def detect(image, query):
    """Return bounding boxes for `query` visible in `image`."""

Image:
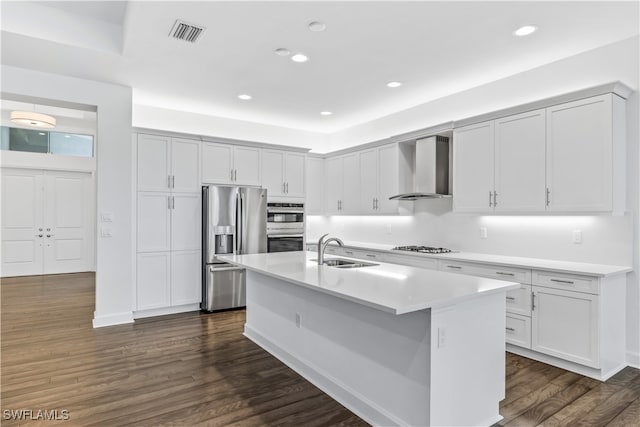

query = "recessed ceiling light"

[308,21,326,32]
[320,111,333,116]
[238,94,252,100]
[275,48,290,56]
[291,53,309,63]
[514,25,537,37]
[387,81,402,88]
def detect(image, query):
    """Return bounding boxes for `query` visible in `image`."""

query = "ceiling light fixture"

[387,81,403,88]
[514,25,538,36]
[308,21,326,32]
[10,110,56,129]
[238,94,252,100]
[291,53,309,63]
[275,48,291,56]
[320,111,333,116]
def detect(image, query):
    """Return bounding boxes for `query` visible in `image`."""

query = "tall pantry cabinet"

[135,134,201,316]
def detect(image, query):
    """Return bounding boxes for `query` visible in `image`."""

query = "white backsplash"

[307,198,633,266]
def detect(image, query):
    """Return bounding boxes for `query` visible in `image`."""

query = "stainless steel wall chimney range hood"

[389,135,451,200]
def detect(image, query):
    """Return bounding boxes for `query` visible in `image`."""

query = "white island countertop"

[218,251,519,315]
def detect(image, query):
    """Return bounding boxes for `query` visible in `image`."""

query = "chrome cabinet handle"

[546,188,550,206]
[551,278,574,285]
[506,327,516,332]
[366,254,376,258]
[531,292,536,311]
[506,296,515,301]
[168,196,171,209]
[489,191,493,207]
[345,251,354,255]
[375,198,378,209]
[446,265,462,269]
[168,175,172,188]
[373,198,376,210]
[286,182,289,193]
[230,169,234,181]
[171,175,175,188]
[494,191,498,207]
[283,182,286,193]
[234,169,237,181]
[496,272,515,277]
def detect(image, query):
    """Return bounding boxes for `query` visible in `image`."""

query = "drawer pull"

[506,296,516,301]
[506,327,516,332]
[345,251,354,255]
[446,265,462,269]
[550,279,575,285]
[366,254,377,258]
[496,272,515,277]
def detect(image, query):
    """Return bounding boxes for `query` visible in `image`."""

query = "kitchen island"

[219,251,519,427]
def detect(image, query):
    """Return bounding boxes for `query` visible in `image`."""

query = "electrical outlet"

[385,224,392,235]
[572,230,583,244]
[480,227,488,239]
[437,327,447,348]
[295,313,302,328]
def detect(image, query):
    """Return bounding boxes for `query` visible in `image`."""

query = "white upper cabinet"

[358,144,410,214]
[306,157,325,214]
[546,94,624,213]
[261,150,306,198]
[494,109,546,212]
[137,134,200,193]
[171,138,201,193]
[325,156,343,214]
[453,93,625,214]
[359,149,378,213]
[342,153,360,214]
[137,134,170,192]
[202,143,261,186]
[453,121,494,212]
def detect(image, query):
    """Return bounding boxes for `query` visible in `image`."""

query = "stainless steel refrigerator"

[202,185,267,311]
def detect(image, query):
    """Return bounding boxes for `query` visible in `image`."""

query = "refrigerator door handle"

[236,192,244,254]
[209,265,244,273]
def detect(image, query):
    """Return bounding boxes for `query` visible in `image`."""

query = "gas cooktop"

[392,245,454,254]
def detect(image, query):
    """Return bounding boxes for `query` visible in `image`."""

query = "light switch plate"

[480,227,488,239]
[572,230,582,244]
[101,212,114,223]
[101,227,113,238]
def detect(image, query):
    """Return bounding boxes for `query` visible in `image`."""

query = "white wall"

[308,36,640,366]
[133,104,329,152]
[0,65,134,327]
[327,36,639,152]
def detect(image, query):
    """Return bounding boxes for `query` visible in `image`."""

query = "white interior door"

[1,169,44,277]
[43,171,93,274]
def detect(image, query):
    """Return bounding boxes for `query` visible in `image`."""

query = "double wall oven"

[266,202,304,252]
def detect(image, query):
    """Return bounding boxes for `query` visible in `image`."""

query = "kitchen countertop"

[305,239,631,277]
[218,251,519,315]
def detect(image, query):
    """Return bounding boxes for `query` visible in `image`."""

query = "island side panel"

[429,293,507,427]
[244,270,431,427]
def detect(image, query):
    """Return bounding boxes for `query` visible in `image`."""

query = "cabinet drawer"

[506,313,531,349]
[506,284,532,316]
[386,254,438,270]
[439,260,531,284]
[533,271,599,294]
[342,249,384,262]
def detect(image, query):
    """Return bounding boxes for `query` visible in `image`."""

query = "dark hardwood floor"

[1,273,639,426]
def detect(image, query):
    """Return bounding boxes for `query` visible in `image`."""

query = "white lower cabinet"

[531,285,599,368]
[171,250,202,306]
[137,252,171,310]
[506,313,532,348]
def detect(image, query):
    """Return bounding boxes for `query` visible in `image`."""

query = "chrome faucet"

[317,233,344,265]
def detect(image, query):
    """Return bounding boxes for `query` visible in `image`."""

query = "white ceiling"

[1,1,638,134]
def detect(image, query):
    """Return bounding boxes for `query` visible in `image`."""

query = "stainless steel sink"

[311,258,379,268]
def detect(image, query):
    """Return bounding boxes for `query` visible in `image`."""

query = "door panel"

[453,121,494,212]
[137,252,171,310]
[44,171,92,274]
[359,149,377,213]
[172,138,200,193]
[234,146,261,186]
[1,169,44,277]
[342,153,360,214]
[202,143,233,184]
[137,134,170,192]
[171,193,201,251]
[284,152,305,197]
[171,250,201,305]
[261,150,285,197]
[137,192,171,252]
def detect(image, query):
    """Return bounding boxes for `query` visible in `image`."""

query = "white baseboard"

[133,304,200,319]
[92,311,134,328]
[626,350,640,369]
[244,325,404,427]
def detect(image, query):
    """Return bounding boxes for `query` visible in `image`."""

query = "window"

[0,126,94,157]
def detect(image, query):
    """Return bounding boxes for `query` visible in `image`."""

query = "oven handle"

[267,234,304,238]
[267,209,305,214]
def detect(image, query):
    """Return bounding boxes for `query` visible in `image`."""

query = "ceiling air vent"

[169,20,206,43]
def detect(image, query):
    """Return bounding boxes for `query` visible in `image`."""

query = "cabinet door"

[284,152,306,198]
[494,110,546,212]
[325,157,343,214]
[342,153,360,214]
[171,138,200,193]
[234,146,261,186]
[359,149,378,213]
[261,150,285,197]
[202,143,233,184]
[171,193,201,251]
[453,121,494,212]
[506,284,532,316]
[171,250,201,306]
[306,158,324,214]
[506,313,532,348]
[1,169,44,277]
[137,252,171,310]
[137,134,170,192]
[137,192,171,252]
[546,94,613,212]
[531,286,599,368]
[377,144,401,214]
